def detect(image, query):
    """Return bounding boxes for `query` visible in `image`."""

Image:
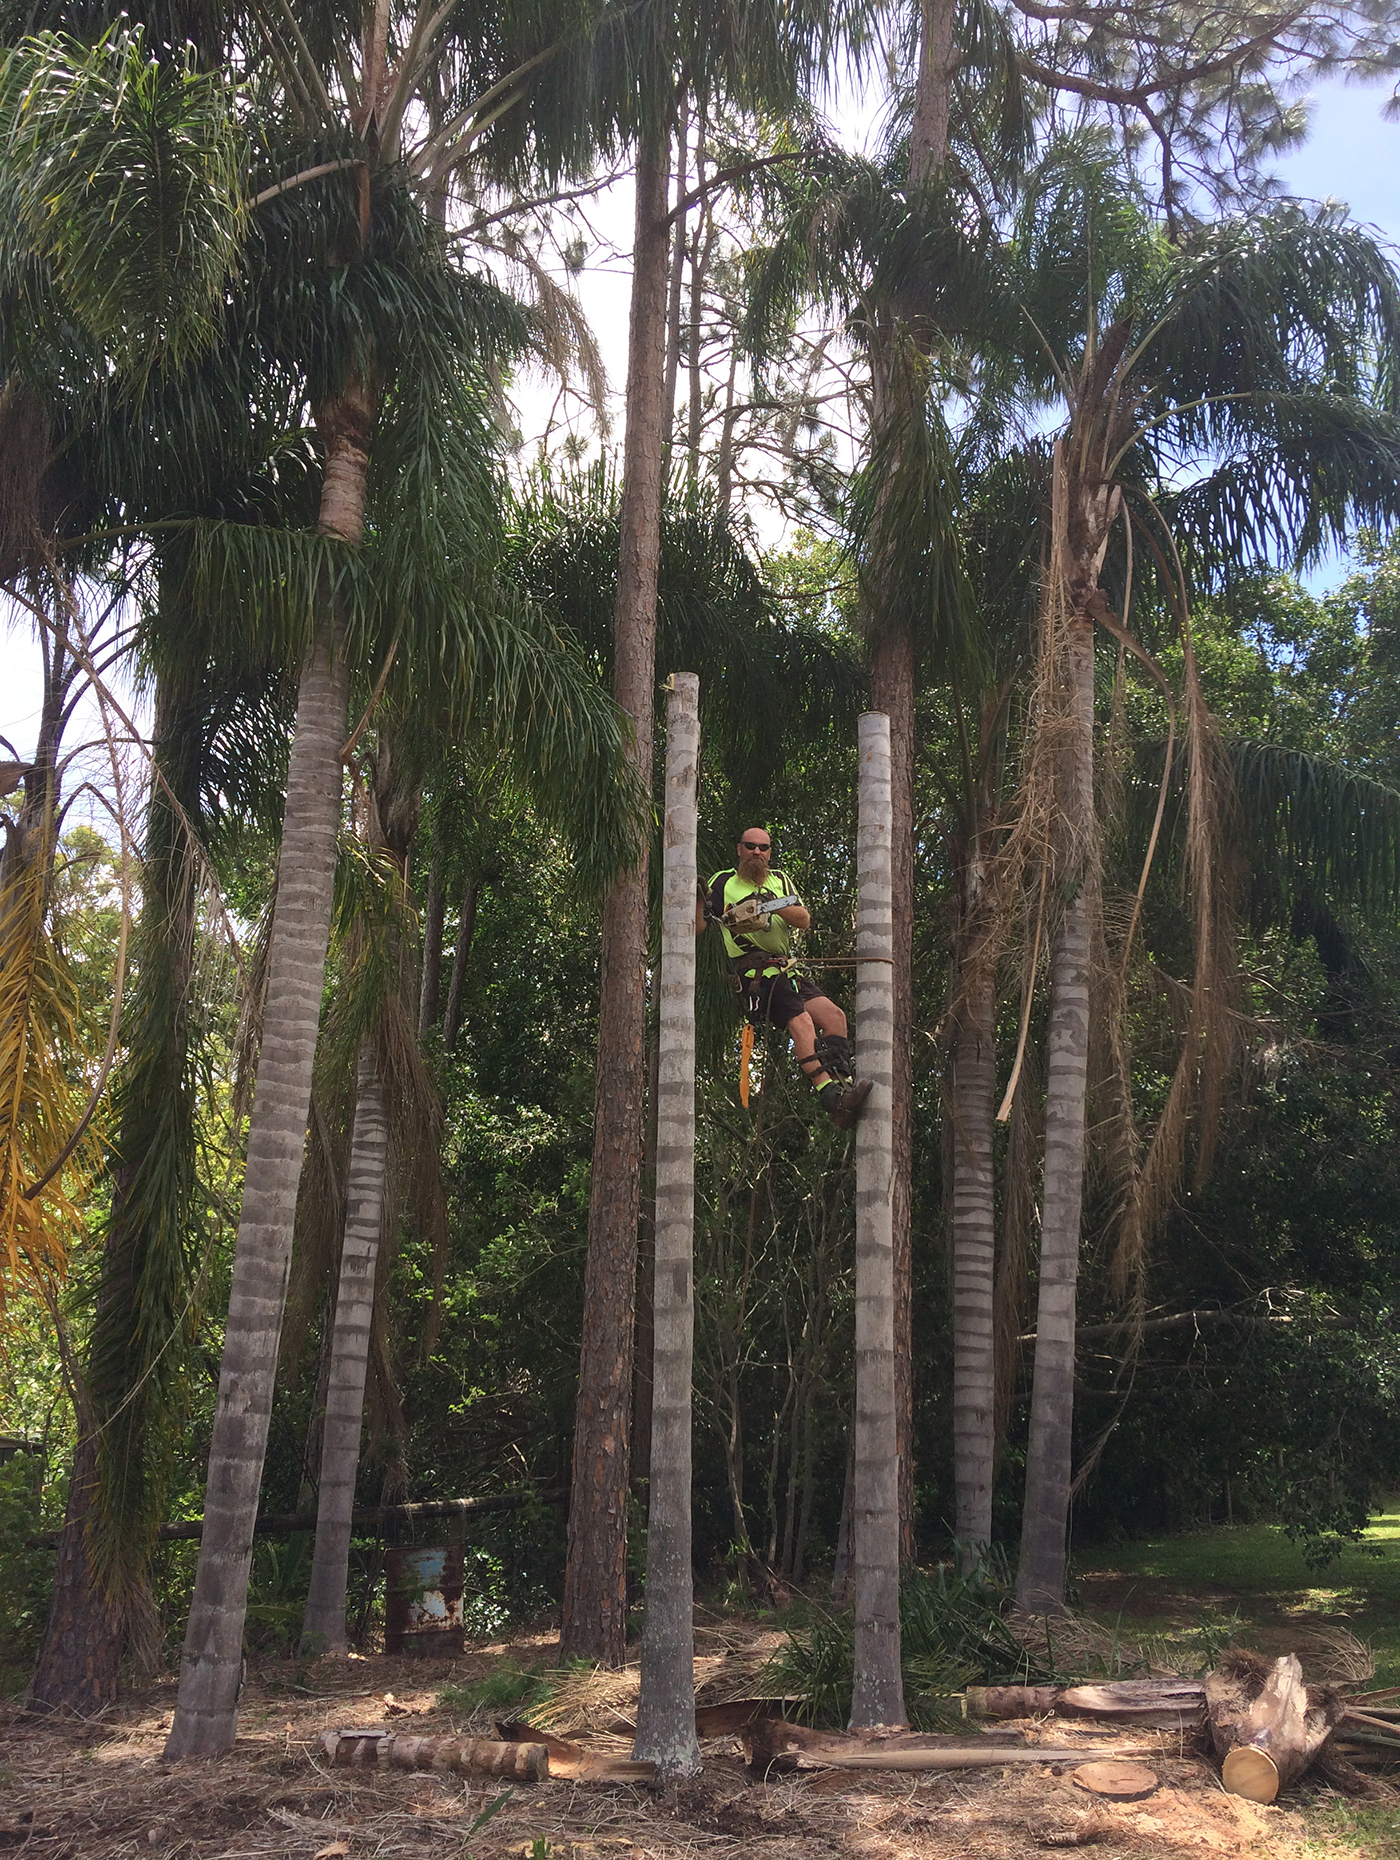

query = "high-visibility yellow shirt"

[707,868,800,964]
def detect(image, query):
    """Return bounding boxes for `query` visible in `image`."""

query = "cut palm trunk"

[745,1719,1140,1773]
[631,672,702,1781]
[850,710,905,1729]
[1206,1653,1344,1803]
[969,1679,1206,1729]
[301,1041,390,1653]
[321,1728,547,1780]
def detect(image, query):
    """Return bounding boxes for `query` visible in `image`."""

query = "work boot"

[819,1077,873,1129]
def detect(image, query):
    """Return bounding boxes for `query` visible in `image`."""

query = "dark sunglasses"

[740,839,772,852]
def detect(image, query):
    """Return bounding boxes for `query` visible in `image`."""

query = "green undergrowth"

[765,1554,1057,1730]
[438,1659,549,1720]
[1074,1503,1400,1687]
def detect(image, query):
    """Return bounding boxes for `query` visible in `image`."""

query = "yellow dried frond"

[0,851,96,1316]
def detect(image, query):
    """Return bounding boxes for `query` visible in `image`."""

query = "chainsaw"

[719,892,802,933]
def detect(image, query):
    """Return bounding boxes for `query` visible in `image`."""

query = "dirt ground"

[0,1628,1389,1860]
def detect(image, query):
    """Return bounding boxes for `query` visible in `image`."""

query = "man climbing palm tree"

[701,829,872,1127]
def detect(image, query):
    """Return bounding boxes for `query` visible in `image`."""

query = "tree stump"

[1205,1653,1343,1803]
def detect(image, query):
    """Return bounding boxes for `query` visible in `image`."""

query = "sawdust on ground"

[0,1624,1382,1860]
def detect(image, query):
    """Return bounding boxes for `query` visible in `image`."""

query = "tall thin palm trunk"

[561,135,671,1666]
[301,1042,388,1652]
[850,709,905,1729]
[950,936,997,1556]
[632,672,701,1780]
[443,878,478,1049]
[1016,610,1095,1615]
[165,383,370,1757]
[868,626,916,1558]
[418,839,446,1034]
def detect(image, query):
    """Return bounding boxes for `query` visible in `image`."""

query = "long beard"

[738,857,769,884]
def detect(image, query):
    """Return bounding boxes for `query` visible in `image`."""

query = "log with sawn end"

[1205,1653,1344,1803]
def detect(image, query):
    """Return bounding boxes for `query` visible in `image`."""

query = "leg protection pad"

[815,1032,855,1081]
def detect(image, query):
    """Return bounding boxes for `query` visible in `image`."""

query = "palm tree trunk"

[632,672,701,1779]
[869,628,916,1561]
[950,942,997,1557]
[26,1419,120,1714]
[418,841,446,1034]
[1016,612,1095,1616]
[631,1034,660,1490]
[443,878,478,1050]
[561,133,670,1667]
[164,382,370,1757]
[850,709,906,1729]
[301,1041,388,1653]
[29,664,202,1714]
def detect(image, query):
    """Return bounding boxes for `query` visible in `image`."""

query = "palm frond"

[0,26,244,379]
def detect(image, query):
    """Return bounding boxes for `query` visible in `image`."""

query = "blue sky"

[1272,73,1399,248]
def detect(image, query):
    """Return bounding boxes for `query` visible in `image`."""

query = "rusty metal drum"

[383,1542,466,1655]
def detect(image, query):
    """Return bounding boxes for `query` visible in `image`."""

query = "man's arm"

[775,903,810,929]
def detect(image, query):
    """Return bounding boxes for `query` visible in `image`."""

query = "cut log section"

[320,1728,547,1781]
[968,1680,1206,1730]
[1205,1653,1344,1803]
[492,1722,657,1782]
[1069,1761,1159,1800]
[742,1719,1142,1773]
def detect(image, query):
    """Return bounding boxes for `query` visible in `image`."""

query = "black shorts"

[740,968,825,1028]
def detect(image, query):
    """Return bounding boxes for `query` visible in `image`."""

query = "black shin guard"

[814,1032,855,1081]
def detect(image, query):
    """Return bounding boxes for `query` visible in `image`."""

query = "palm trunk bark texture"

[632,672,702,1779]
[950,941,997,1555]
[1016,611,1096,1614]
[850,710,906,1729]
[164,383,369,1756]
[301,1041,389,1652]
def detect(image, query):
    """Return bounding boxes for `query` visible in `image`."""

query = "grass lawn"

[1073,1502,1400,1687]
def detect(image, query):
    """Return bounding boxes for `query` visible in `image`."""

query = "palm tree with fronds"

[996,145,1400,1613]
[0,5,647,1746]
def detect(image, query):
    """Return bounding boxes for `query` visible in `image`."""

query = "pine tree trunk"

[632,673,701,1780]
[301,1042,389,1653]
[850,711,906,1729]
[1016,612,1095,1616]
[164,383,369,1757]
[950,945,997,1556]
[561,135,670,1667]
[869,628,916,1561]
